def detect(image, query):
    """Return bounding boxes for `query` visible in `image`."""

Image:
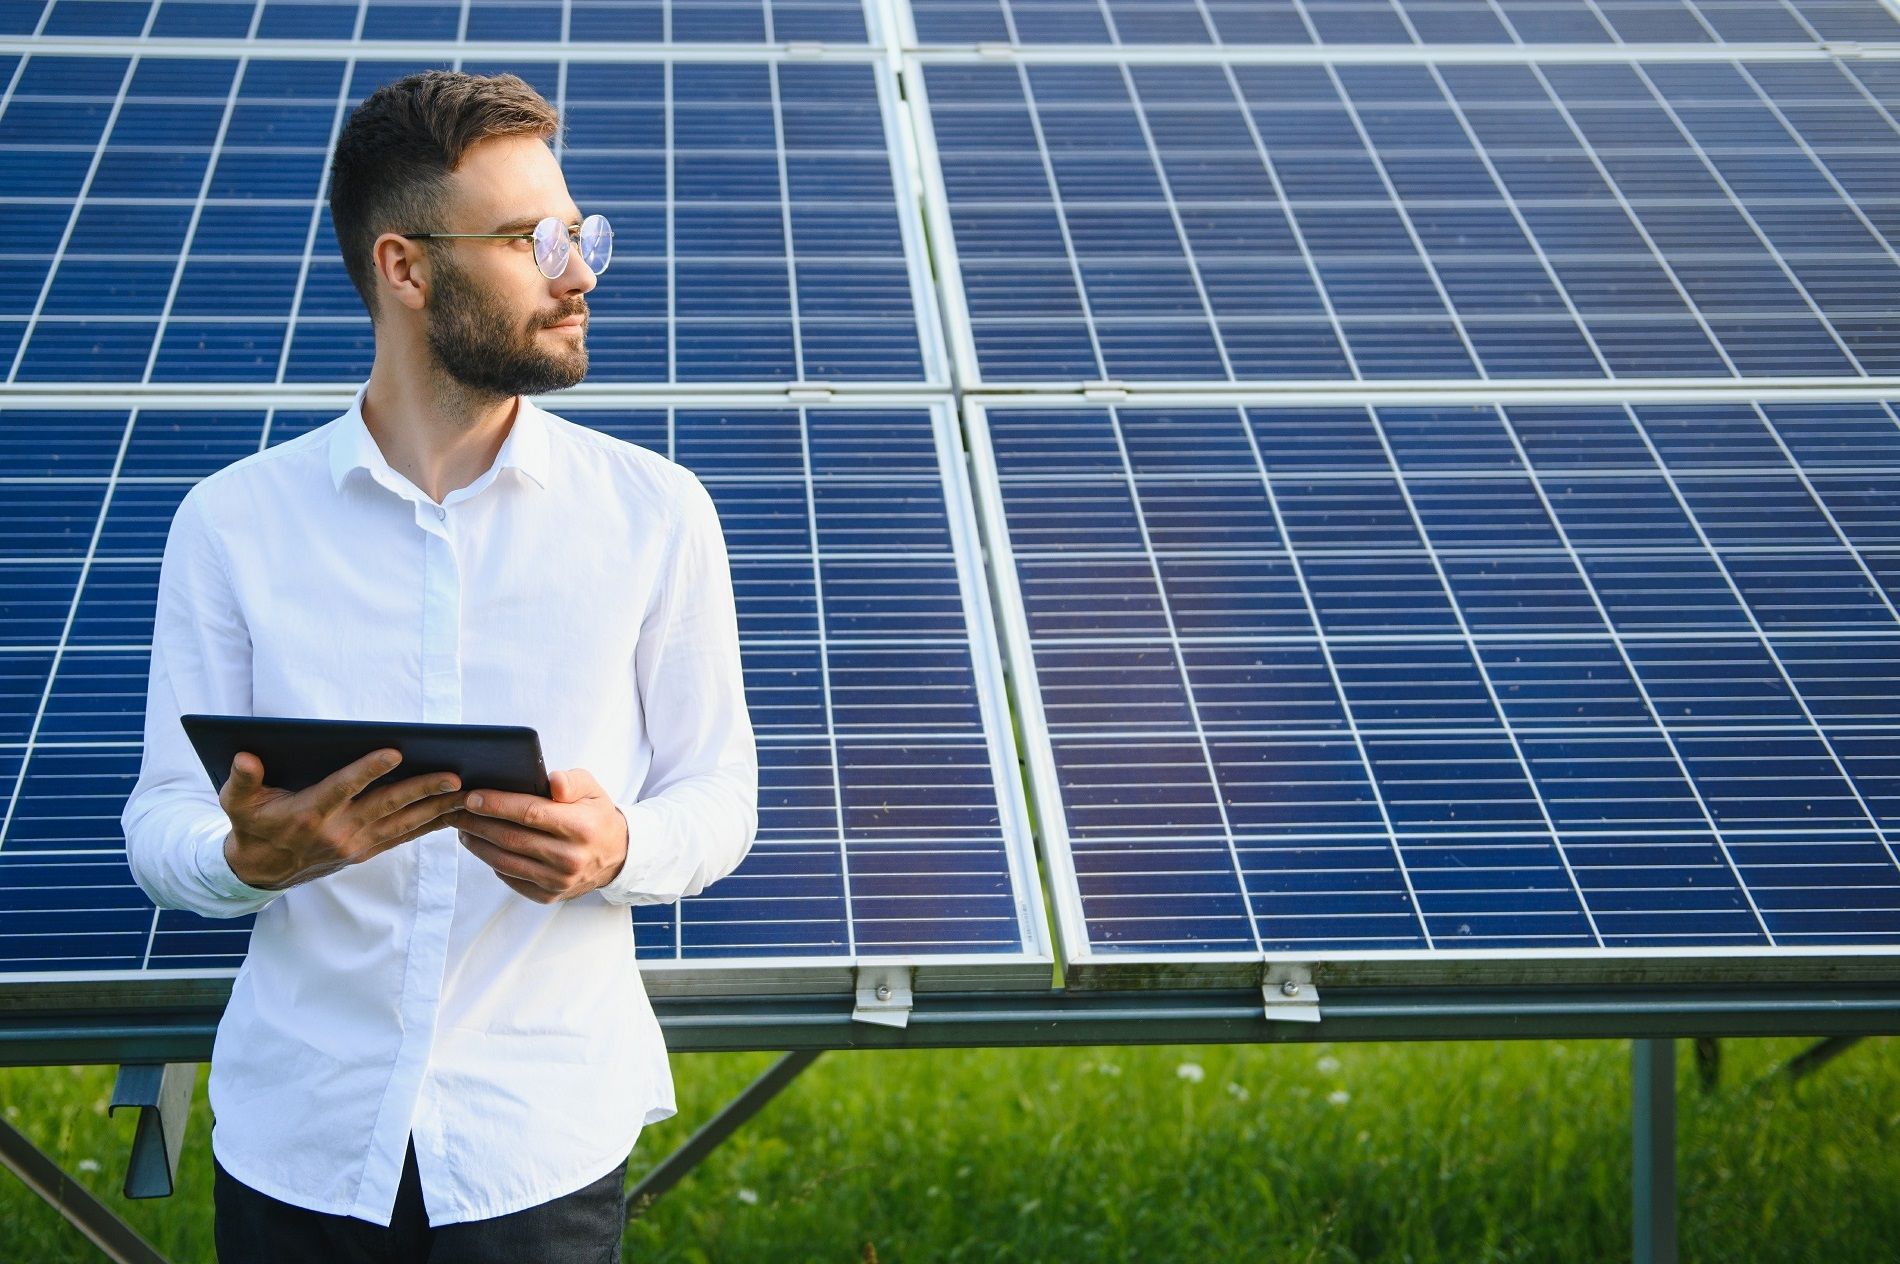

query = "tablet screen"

[181,714,551,800]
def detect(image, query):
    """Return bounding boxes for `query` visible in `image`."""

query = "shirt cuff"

[595,799,690,907]
[194,823,285,906]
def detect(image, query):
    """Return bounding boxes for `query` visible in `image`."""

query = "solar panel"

[0,51,945,388]
[904,0,1900,48]
[0,396,1054,992]
[967,393,1900,984]
[6,0,873,43]
[915,55,1900,387]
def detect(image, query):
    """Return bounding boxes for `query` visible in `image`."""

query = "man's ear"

[371,232,430,315]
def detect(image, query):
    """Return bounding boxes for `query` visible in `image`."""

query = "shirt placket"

[354,492,465,1220]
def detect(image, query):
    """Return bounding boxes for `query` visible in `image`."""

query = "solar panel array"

[2,0,1899,997]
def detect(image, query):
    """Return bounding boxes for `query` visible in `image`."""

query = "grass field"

[2,1034,1895,1261]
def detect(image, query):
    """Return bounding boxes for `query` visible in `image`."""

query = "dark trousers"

[213,1135,629,1263]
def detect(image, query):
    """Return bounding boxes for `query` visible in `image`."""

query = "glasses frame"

[399,213,612,280]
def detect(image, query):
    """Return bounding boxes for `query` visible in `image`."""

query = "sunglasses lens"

[580,213,612,274]
[533,217,567,279]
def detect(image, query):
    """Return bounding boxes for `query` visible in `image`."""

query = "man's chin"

[436,353,586,398]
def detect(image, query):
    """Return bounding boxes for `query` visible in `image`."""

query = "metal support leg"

[0,1112,171,1264]
[1692,1037,1719,1092]
[1779,1035,1863,1083]
[627,1049,823,1221]
[1633,1039,1678,1264]
[109,1063,196,1198]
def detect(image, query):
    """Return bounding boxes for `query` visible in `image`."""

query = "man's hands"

[220,748,468,892]
[442,767,630,904]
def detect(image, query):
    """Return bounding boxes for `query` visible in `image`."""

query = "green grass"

[2,1037,1896,1262]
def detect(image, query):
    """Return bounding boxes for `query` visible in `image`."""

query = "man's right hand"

[218,748,468,892]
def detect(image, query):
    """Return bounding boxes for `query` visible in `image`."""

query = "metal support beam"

[108,1063,195,1198]
[9,983,1900,1063]
[1632,1039,1678,1264]
[0,1113,171,1264]
[1779,1034,1864,1083]
[626,1049,824,1220]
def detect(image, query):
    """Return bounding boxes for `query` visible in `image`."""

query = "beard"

[423,252,588,399]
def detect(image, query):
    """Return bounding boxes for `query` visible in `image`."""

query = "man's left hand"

[443,768,628,904]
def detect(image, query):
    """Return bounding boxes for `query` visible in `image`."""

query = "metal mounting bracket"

[1081,380,1129,401]
[853,965,914,1028]
[1262,965,1322,1024]
[786,383,833,403]
[108,1063,196,1199]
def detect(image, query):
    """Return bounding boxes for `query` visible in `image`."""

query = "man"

[120,69,758,1261]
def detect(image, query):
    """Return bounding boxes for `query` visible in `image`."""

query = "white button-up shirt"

[120,382,759,1226]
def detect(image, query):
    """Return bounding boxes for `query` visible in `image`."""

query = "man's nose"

[554,247,597,295]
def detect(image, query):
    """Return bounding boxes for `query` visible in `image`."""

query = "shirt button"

[435,505,446,521]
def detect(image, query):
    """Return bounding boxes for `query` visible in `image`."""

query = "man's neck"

[361,354,518,505]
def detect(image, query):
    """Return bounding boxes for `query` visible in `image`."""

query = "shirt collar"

[328,382,551,495]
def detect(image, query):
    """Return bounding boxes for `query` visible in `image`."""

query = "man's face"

[415,134,598,398]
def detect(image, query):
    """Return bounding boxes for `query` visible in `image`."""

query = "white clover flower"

[1316,1055,1341,1074]
[1225,1082,1250,1101]
[1328,1089,1351,1107]
[77,1159,101,1174]
[737,1187,759,1205]
[1176,1062,1205,1083]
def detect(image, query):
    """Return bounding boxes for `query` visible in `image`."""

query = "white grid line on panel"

[1014,60,1110,381]
[1621,403,1900,872]
[274,55,359,385]
[6,49,143,385]
[770,61,808,381]
[140,54,249,386]
[1356,403,1607,944]
[1222,401,1437,946]
[1625,60,1867,372]
[1417,62,1617,377]
[1489,401,1778,940]
[1214,61,1363,377]
[1113,62,1238,380]
[1734,58,1900,273]
[1750,400,1900,625]
[1099,403,1266,956]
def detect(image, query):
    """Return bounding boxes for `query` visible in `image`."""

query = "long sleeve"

[121,486,285,919]
[597,470,759,908]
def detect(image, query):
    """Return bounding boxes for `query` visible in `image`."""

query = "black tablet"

[181,714,552,801]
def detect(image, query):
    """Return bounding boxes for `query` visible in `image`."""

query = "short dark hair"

[328,70,561,323]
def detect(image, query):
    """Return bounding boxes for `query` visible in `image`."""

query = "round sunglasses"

[400,213,612,280]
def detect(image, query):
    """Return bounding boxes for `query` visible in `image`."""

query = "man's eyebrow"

[491,213,582,233]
